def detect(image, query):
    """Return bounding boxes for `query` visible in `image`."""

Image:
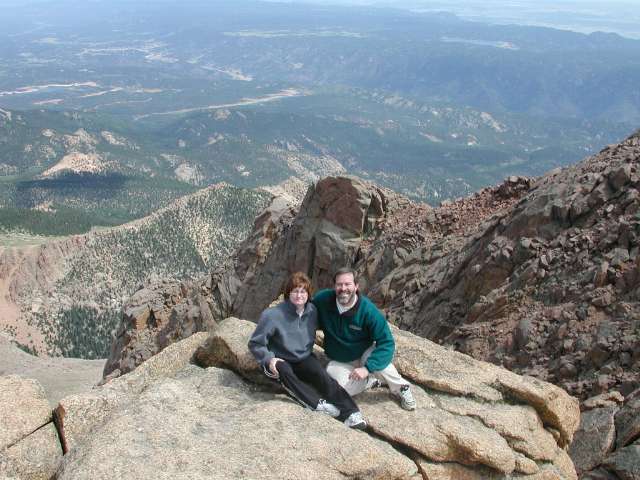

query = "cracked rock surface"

[58,366,419,480]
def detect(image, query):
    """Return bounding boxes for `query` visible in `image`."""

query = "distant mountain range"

[2,0,640,121]
[1,0,638,234]
[0,93,631,239]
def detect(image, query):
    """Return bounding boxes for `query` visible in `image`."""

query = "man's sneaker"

[316,399,340,418]
[398,385,416,411]
[344,411,367,430]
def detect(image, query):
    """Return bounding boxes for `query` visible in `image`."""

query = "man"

[312,267,416,410]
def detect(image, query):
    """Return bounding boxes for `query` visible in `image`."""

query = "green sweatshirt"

[312,289,394,372]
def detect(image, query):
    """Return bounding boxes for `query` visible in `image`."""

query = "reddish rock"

[569,406,618,474]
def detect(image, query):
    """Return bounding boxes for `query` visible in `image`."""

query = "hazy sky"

[260,0,640,38]
[2,0,640,38]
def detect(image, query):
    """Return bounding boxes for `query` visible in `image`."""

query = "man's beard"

[337,290,356,306]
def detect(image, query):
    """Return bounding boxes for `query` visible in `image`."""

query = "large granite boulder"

[195,318,579,479]
[615,389,640,450]
[56,332,209,453]
[57,332,419,479]
[0,375,52,448]
[193,316,268,386]
[603,441,640,480]
[390,325,579,449]
[569,406,618,475]
[57,365,419,480]
[0,424,62,480]
[50,318,581,479]
[0,375,62,480]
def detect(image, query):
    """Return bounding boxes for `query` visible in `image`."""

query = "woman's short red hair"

[283,271,313,297]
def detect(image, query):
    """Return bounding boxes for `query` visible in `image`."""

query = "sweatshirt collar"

[283,299,310,317]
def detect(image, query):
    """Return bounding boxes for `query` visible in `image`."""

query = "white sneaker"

[316,399,340,418]
[397,385,416,411]
[344,411,367,430]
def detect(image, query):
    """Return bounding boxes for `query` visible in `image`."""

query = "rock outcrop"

[378,134,640,403]
[101,278,216,379]
[56,319,579,479]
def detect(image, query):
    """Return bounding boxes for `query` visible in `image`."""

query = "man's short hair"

[283,271,313,296]
[333,267,358,284]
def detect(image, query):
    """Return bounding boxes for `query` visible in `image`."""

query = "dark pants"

[269,353,359,421]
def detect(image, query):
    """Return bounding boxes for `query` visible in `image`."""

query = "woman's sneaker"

[316,399,340,418]
[398,385,416,411]
[344,411,367,430]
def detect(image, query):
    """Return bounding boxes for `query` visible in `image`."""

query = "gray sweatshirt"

[248,300,318,368]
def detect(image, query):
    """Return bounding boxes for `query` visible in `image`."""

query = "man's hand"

[268,357,283,376]
[349,366,369,381]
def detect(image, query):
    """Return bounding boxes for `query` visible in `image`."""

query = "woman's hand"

[269,357,283,376]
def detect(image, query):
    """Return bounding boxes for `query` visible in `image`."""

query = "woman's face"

[289,286,309,308]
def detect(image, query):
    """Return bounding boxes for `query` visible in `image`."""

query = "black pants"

[269,354,359,421]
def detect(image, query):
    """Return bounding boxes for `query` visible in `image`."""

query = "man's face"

[334,272,358,306]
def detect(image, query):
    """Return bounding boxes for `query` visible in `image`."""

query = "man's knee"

[326,361,350,388]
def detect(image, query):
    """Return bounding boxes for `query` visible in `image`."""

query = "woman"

[248,271,366,429]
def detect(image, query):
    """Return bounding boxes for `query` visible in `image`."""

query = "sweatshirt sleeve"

[248,310,276,368]
[310,291,324,329]
[363,304,395,372]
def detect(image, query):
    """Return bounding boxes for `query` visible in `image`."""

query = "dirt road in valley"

[134,88,304,119]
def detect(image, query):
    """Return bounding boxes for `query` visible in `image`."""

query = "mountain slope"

[0,184,271,358]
